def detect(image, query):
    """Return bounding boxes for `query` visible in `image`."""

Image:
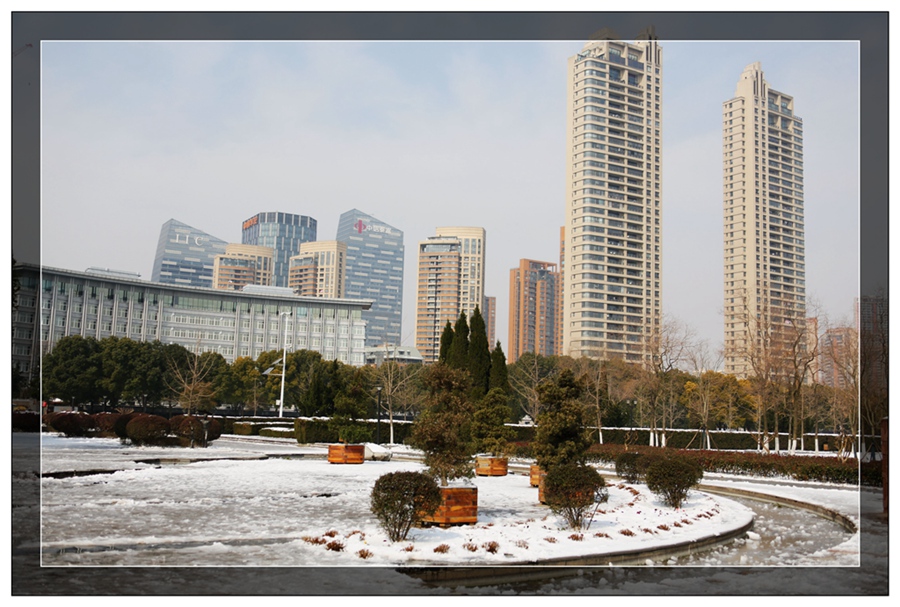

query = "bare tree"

[166,341,218,416]
[683,339,724,450]
[372,359,423,444]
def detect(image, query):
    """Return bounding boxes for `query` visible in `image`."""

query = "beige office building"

[435,226,486,320]
[562,32,663,364]
[723,62,806,378]
[212,243,275,291]
[414,236,462,363]
[288,240,347,299]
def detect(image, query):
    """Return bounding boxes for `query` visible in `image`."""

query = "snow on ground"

[38,434,755,567]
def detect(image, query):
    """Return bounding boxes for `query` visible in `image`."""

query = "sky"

[39,39,859,360]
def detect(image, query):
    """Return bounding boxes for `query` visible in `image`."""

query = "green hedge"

[585,443,868,486]
[259,427,297,439]
[293,417,414,445]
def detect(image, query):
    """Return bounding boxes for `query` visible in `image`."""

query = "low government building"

[12,263,373,384]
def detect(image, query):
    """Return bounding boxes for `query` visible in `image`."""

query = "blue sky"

[40,39,859,360]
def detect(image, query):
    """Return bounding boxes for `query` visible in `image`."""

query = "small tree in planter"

[328,368,372,464]
[409,364,478,525]
[472,388,515,476]
[370,471,442,542]
[531,370,598,515]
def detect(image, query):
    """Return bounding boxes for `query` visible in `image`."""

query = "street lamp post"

[375,386,383,444]
[278,310,292,418]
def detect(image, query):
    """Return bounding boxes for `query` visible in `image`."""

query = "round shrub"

[49,412,95,437]
[171,415,223,446]
[113,412,139,441]
[645,454,704,509]
[125,414,170,446]
[543,464,608,530]
[92,412,121,436]
[370,471,442,542]
[614,451,648,483]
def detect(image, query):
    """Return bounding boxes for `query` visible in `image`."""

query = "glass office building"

[151,219,228,288]
[336,209,404,348]
[241,212,317,288]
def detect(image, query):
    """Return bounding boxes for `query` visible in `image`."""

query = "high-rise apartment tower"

[508,259,560,363]
[434,226,486,320]
[562,32,663,364]
[723,63,806,378]
[414,236,462,363]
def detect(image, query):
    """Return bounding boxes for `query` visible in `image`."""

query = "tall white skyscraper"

[435,226,487,319]
[562,31,663,364]
[722,62,806,378]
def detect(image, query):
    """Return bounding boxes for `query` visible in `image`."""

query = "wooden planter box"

[529,464,546,487]
[420,486,478,527]
[475,456,508,477]
[327,444,365,464]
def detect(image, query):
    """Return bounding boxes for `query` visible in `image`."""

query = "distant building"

[818,326,855,389]
[483,295,496,349]
[336,209,404,348]
[151,219,228,288]
[364,344,424,366]
[241,212,317,288]
[212,244,275,291]
[434,226,486,320]
[21,263,372,366]
[508,259,560,363]
[415,236,462,363]
[288,240,347,298]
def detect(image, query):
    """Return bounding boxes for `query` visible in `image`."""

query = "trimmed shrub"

[49,412,95,437]
[113,412,139,441]
[645,455,704,509]
[92,412,121,437]
[13,411,40,432]
[543,464,608,530]
[171,415,222,447]
[126,414,171,446]
[259,427,296,439]
[614,451,648,483]
[370,471,442,542]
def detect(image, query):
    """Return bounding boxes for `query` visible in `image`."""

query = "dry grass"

[325,540,344,552]
[594,532,611,539]
[619,529,636,536]
[433,544,450,554]
[568,534,584,541]
[356,549,373,559]
[401,544,415,552]
[515,540,529,549]
[323,530,339,538]
[301,536,327,545]
[657,524,670,531]
[463,542,478,552]
[482,541,500,554]
[544,537,558,544]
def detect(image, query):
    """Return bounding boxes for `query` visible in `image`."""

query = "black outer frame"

[11,11,887,596]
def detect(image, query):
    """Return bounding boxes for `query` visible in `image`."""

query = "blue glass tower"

[336,209,404,347]
[151,219,228,287]
[241,212,317,288]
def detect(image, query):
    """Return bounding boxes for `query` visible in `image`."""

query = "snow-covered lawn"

[38,435,755,567]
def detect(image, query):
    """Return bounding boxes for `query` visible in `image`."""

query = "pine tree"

[447,312,469,370]
[467,306,491,399]
[439,321,454,363]
[489,341,511,397]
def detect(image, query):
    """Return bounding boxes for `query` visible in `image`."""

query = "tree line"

[40,303,865,454]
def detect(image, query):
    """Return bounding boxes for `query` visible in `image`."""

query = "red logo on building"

[355,219,366,234]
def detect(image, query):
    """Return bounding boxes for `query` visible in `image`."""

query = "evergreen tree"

[489,341,511,398]
[447,312,470,370]
[467,306,491,399]
[532,370,593,469]
[439,321,454,363]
